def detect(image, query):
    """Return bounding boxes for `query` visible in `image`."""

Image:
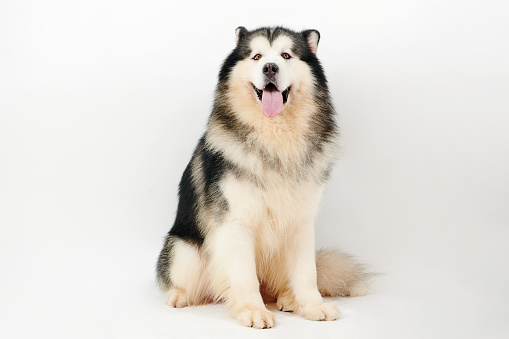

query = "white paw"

[166,288,189,308]
[277,291,298,312]
[299,302,341,321]
[235,306,275,329]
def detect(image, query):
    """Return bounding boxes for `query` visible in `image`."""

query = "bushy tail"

[316,249,374,297]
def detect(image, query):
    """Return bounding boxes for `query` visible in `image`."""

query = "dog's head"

[218,27,326,120]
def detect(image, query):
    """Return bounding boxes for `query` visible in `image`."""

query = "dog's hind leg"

[157,236,207,307]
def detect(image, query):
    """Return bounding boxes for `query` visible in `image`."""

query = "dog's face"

[219,27,322,120]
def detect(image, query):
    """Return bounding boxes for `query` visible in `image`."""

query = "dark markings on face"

[214,27,338,185]
[219,27,319,82]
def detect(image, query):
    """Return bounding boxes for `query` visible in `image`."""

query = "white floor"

[1,221,506,339]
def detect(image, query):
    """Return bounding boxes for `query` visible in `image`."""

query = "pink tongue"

[261,86,283,117]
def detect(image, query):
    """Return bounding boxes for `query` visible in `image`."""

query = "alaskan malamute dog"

[157,26,369,328]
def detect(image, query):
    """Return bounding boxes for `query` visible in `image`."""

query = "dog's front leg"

[209,219,275,329]
[286,222,341,321]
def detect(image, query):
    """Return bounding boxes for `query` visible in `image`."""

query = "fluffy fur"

[156,26,370,329]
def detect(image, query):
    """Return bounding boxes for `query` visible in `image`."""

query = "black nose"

[262,63,279,77]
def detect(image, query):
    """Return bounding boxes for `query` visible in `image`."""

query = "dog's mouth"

[252,83,291,118]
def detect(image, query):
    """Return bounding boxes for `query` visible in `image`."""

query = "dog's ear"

[302,29,320,54]
[235,26,248,45]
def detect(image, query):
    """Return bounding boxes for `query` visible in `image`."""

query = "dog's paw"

[299,302,341,321]
[276,291,298,312]
[235,306,275,329]
[166,288,189,308]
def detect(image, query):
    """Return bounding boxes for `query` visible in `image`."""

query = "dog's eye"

[253,54,262,60]
[281,53,292,59]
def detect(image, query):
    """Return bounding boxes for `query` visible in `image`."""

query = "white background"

[1,0,508,338]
